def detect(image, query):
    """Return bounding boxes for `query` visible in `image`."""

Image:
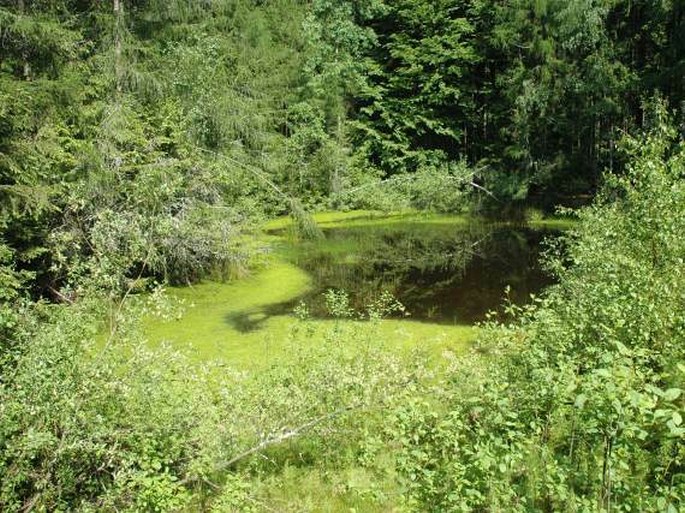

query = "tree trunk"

[331,114,343,196]
[17,0,31,79]
[113,0,123,94]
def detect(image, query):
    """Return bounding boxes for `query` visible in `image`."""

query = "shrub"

[0,290,422,511]
[393,111,685,511]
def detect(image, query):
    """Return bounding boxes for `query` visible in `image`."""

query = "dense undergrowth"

[1,121,683,511]
[393,117,685,511]
[0,289,425,511]
[0,0,683,508]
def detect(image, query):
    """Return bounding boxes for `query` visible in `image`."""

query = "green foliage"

[0,301,211,511]
[339,160,474,213]
[3,0,683,296]
[401,161,473,213]
[351,0,479,173]
[1,1,684,510]
[0,283,422,511]
[0,241,36,374]
[325,0,684,205]
[393,112,685,510]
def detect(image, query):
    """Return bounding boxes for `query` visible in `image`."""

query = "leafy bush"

[339,160,474,213]
[0,289,421,511]
[393,114,685,511]
[0,300,219,511]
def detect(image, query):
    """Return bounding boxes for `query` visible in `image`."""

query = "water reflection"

[289,223,558,324]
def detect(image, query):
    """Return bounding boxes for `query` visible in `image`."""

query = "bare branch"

[47,286,74,305]
[468,181,499,201]
[181,405,359,487]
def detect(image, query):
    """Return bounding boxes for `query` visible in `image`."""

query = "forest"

[0,0,683,511]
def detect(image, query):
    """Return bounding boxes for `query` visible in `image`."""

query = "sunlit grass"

[253,465,405,513]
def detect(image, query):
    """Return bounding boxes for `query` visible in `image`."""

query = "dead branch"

[181,404,359,488]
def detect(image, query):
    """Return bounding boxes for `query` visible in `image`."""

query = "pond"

[271,219,560,325]
[144,213,565,366]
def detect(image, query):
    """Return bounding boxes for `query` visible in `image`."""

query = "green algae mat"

[143,211,567,369]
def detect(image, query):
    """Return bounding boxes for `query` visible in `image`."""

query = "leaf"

[574,394,587,409]
[663,388,682,402]
[595,368,611,378]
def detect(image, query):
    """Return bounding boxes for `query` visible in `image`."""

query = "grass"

[253,464,405,512]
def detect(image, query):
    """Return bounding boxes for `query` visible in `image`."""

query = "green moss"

[143,273,476,370]
[266,209,472,232]
[143,254,475,370]
[263,210,389,231]
[268,209,575,232]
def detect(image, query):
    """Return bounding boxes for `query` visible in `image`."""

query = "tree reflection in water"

[289,222,560,324]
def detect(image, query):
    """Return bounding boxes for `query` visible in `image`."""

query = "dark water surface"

[284,222,560,324]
